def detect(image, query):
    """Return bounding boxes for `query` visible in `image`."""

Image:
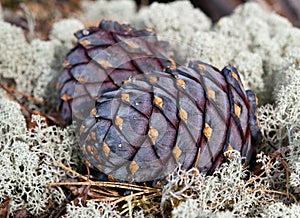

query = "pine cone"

[57,20,174,123]
[80,61,262,182]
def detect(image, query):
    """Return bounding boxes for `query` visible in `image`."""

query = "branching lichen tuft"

[0,94,79,214]
[65,199,121,218]
[133,1,211,64]
[50,18,84,48]
[80,0,137,24]
[165,151,275,217]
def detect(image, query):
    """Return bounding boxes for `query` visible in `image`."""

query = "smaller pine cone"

[57,20,175,123]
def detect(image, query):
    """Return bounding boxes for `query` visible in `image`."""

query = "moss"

[261,203,300,218]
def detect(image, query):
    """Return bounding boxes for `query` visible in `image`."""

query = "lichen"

[172,199,235,218]
[0,21,54,109]
[187,31,240,69]
[0,93,79,214]
[285,127,300,194]
[31,39,59,106]
[170,151,298,217]
[232,51,264,92]
[257,48,300,200]
[80,0,137,24]
[65,199,121,218]
[215,2,300,100]
[0,20,36,93]
[258,49,300,152]
[261,202,300,218]
[133,1,211,64]
[134,2,300,101]
[0,18,87,113]
[50,18,84,48]
[166,151,275,217]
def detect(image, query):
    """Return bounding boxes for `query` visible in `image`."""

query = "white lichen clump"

[50,18,84,48]
[133,2,300,99]
[65,199,121,218]
[172,199,235,218]
[0,21,45,94]
[261,202,300,218]
[0,94,79,214]
[258,50,300,151]
[215,3,300,97]
[165,151,274,217]
[170,151,298,217]
[134,1,211,64]
[81,0,137,24]
[0,19,83,108]
[257,48,300,201]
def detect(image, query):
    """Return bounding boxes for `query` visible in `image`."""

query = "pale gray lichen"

[172,199,235,218]
[169,151,296,217]
[284,127,300,193]
[31,39,58,104]
[50,18,84,48]
[0,21,34,93]
[232,51,264,92]
[0,19,85,112]
[0,92,27,136]
[216,2,298,59]
[65,199,121,218]
[215,2,300,100]
[275,71,300,132]
[257,48,300,152]
[261,202,300,218]
[0,20,58,108]
[80,0,137,24]
[273,47,300,98]
[132,2,300,100]
[257,104,282,152]
[257,49,300,197]
[133,1,211,64]
[0,93,79,214]
[187,31,241,69]
[164,151,274,217]
[256,152,288,194]
[132,210,147,218]
[290,163,300,193]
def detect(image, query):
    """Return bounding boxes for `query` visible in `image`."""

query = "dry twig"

[48,160,162,215]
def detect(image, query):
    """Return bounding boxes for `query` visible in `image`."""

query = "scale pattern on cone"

[57,19,174,123]
[80,61,262,182]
